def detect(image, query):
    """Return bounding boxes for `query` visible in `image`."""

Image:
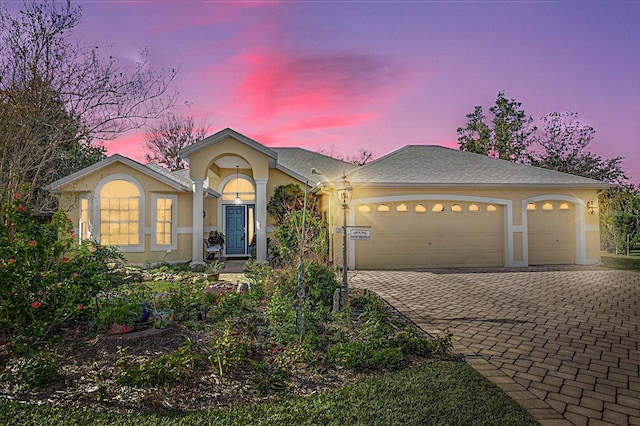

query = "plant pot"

[153,308,175,329]
[209,272,220,281]
[109,323,134,335]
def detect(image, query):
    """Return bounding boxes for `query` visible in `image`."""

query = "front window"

[153,195,177,249]
[99,180,140,246]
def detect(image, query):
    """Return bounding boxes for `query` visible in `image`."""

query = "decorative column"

[255,178,268,262]
[190,178,206,269]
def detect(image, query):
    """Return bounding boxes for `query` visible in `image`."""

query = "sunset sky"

[18,1,640,182]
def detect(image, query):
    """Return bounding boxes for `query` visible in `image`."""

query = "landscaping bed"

[0,264,454,415]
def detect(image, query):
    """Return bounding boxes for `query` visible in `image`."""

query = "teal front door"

[225,206,245,255]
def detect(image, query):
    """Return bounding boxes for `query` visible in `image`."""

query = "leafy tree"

[457,91,536,163]
[0,1,176,221]
[267,184,318,226]
[530,112,626,184]
[599,184,640,255]
[144,114,207,171]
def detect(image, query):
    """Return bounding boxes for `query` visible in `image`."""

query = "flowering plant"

[0,191,125,343]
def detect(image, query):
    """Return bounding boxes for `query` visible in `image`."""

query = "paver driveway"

[350,266,640,426]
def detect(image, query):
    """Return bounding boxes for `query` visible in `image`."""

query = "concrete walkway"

[349,266,640,426]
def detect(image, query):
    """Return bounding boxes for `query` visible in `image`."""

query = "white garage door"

[527,201,575,265]
[353,201,504,269]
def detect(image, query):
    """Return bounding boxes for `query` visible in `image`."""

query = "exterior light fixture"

[234,165,241,205]
[587,199,596,215]
[337,173,352,308]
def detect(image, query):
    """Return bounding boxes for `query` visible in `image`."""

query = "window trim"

[93,174,145,252]
[151,194,178,252]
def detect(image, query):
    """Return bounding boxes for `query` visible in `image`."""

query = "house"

[47,128,606,270]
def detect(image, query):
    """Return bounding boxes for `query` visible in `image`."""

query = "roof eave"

[46,155,191,192]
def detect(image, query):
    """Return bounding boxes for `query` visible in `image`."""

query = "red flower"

[28,240,37,247]
[17,205,26,212]
[14,193,22,200]
[31,301,42,309]
[76,304,84,311]
[60,257,70,264]
[8,258,15,265]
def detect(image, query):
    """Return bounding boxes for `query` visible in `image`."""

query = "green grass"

[0,361,538,426]
[600,253,640,271]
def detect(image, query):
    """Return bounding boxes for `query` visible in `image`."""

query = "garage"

[353,200,504,269]
[527,201,576,265]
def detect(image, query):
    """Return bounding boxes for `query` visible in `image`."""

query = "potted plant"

[96,299,143,335]
[205,260,225,281]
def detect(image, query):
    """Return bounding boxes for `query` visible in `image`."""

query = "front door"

[225,206,246,255]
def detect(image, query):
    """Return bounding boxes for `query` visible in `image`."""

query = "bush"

[12,351,60,388]
[0,193,125,343]
[117,338,202,386]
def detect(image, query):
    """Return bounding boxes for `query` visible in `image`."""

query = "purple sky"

[22,1,640,182]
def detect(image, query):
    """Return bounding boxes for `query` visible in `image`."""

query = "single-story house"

[47,127,606,270]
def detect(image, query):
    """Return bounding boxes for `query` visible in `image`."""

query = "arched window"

[451,204,462,212]
[99,180,141,246]
[415,204,426,213]
[377,204,390,212]
[358,205,371,212]
[396,203,408,212]
[222,176,255,202]
[432,203,444,212]
[469,204,479,212]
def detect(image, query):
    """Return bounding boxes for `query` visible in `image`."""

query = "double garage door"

[353,201,504,269]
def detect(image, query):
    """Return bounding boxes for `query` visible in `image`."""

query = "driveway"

[349,266,640,426]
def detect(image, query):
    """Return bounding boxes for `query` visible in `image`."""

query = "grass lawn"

[600,252,640,271]
[0,361,538,426]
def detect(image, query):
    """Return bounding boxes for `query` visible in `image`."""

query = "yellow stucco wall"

[325,185,601,269]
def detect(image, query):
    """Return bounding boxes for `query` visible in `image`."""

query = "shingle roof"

[146,163,193,188]
[272,148,354,185]
[346,145,606,188]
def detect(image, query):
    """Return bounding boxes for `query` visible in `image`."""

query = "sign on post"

[349,229,371,240]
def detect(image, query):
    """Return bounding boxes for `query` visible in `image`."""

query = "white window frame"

[93,174,145,252]
[79,193,92,242]
[151,194,178,252]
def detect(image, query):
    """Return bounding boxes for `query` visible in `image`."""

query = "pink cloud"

[235,49,403,122]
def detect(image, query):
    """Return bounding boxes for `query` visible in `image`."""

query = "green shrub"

[327,341,373,370]
[208,318,250,376]
[12,351,60,388]
[117,338,202,386]
[304,262,340,311]
[0,193,126,343]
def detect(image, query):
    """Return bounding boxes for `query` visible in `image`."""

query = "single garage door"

[353,201,504,269]
[527,201,575,265]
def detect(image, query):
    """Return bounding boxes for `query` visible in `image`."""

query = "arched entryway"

[220,173,256,257]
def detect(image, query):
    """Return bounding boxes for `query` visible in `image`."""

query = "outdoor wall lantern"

[587,199,596,215]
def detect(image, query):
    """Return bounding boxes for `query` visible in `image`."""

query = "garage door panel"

[528,203,575,265]
[354,201,504,269]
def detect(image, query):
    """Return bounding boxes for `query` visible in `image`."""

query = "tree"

[144,114,207,171]
[266,184,318,226]
[599,184,640,255]
[0,1,176,220]
[457,91,536,163]
[317,147,375,165]
[530,112,626,184]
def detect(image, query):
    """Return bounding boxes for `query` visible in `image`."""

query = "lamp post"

[337,173,352,307]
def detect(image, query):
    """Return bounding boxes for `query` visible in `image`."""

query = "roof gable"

[179,128,278,166]
[46,154,191,192]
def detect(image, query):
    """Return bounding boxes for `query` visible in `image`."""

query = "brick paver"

[350,266,640,426]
